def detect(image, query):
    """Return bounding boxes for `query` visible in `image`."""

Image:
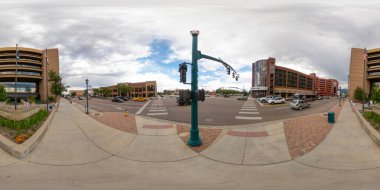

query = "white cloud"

[0,0,379,91]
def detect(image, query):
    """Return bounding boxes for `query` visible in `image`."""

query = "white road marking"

[235,116,262,120]
[257,101,264,106]
[275,107,290,110]
[114,107,123,110]
[149,109,167,112]
[242,106,256,109]
[239,112,259,114]
[136,101,150,115]
[241,108,258,111]
[147,112,168,116]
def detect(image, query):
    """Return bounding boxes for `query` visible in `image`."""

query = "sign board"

[251,87,268,91]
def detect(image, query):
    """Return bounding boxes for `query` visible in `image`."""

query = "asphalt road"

[140,96,339,126]
[72,96,339,126]
[71,97,146,113]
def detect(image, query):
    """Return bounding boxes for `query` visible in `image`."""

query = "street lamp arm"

[200,53,239,76]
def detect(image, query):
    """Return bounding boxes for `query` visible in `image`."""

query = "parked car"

[149,96,158,100]
[267,97,285,104]
[317,96,322,100]
[115,96,128,101]
[133,97,148,102]
[258,95,275,103]
[223,94,230,98]
[78,96,85,100]
[237,96,248,101]
[112,97,124,102]
[290,99,310,110]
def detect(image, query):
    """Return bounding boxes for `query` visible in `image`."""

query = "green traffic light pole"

[188,30,239,146]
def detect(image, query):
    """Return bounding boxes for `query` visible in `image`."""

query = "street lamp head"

[85,78,89,84]
[190,30,199,36]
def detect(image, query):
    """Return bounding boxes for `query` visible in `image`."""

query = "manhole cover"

[205,118,214,122]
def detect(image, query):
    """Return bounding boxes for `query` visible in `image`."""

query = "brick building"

[0,46,59,101]
[98,81,157,98]
[348,48,380,99]
[251,57,338,98]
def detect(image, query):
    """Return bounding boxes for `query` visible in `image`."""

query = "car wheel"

[281,101,285,104]
[299,106,303,110]
[270,102,274,105]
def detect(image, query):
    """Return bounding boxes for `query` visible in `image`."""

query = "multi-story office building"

[99,81,157,98]
[0,47,59,101]
[252,57,338,98]
[349,48,380,98]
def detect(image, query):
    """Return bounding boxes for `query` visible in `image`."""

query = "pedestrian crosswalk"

[147,99,168,116]
[235,101,262,120]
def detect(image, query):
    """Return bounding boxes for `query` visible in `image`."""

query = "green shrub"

[354,87,368,102]
[0,110,49,130]
[48,96,55,102]
[27,96,36,104]
[363,111,380,131]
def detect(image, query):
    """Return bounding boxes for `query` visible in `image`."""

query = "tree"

[101,88,112,97]
[71,91,77,97]
[0,84,7,102]
[93,88,100,96]
[353,87,368,102]
[48,71,67,101]
[117,83,132,96]
[371,87,380,103]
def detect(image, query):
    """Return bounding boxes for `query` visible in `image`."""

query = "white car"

[267,97,286,104]
[258,95,275,103]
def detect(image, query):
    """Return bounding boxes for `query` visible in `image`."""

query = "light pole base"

[187,129,202,146]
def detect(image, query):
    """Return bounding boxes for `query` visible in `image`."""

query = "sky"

[1,0,379,91]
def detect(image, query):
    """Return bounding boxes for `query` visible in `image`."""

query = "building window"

[306,78,313,90]
[275,69,286,86]
[287,72,297,88]
[0,82,37,93]
[299,75,306,89]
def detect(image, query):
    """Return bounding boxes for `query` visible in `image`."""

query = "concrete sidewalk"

[296,101,380,170]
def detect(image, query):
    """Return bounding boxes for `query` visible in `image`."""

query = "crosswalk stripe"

[242,106,256,109]
[241,109,258,111]
[235,116,262,120]
[149,109,167,112]
[239,112,259,114]
[147,112,168,116]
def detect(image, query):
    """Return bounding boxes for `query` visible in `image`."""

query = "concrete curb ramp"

[201,122,292,165]
[295,102,380,170]
[116,116,197,162]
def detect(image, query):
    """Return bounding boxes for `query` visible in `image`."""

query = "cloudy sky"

[1,0,379,91]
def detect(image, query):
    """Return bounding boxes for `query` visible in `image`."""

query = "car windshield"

[292,100,299,104]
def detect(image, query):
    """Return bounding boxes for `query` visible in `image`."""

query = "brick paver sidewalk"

[284,104,343,159]
[92,112,137,134]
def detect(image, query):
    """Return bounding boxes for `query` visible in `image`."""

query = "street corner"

[177,125,224,153]
[116,134,198,162]
[135,115,177,135]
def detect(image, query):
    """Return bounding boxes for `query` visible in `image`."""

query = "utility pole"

[180,31,239,146]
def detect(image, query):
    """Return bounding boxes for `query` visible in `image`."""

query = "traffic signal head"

[196,89,205,102]
[232,73,235,78]
[179,63,188,83]
[227,67,230,75]
[235,75,239,81]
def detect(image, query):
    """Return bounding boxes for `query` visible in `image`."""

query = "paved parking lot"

[72,96,339,126]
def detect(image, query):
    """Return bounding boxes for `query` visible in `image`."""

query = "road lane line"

[147,112,168,116]
[239,112,259,114]
[149,109,167,112]
[235,116,262,120]
[136,101,150,115]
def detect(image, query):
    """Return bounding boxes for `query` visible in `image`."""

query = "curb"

[351,102,380,147]
[0,108,56,159]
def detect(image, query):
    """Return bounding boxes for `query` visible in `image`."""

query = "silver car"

[290,99,310,110]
